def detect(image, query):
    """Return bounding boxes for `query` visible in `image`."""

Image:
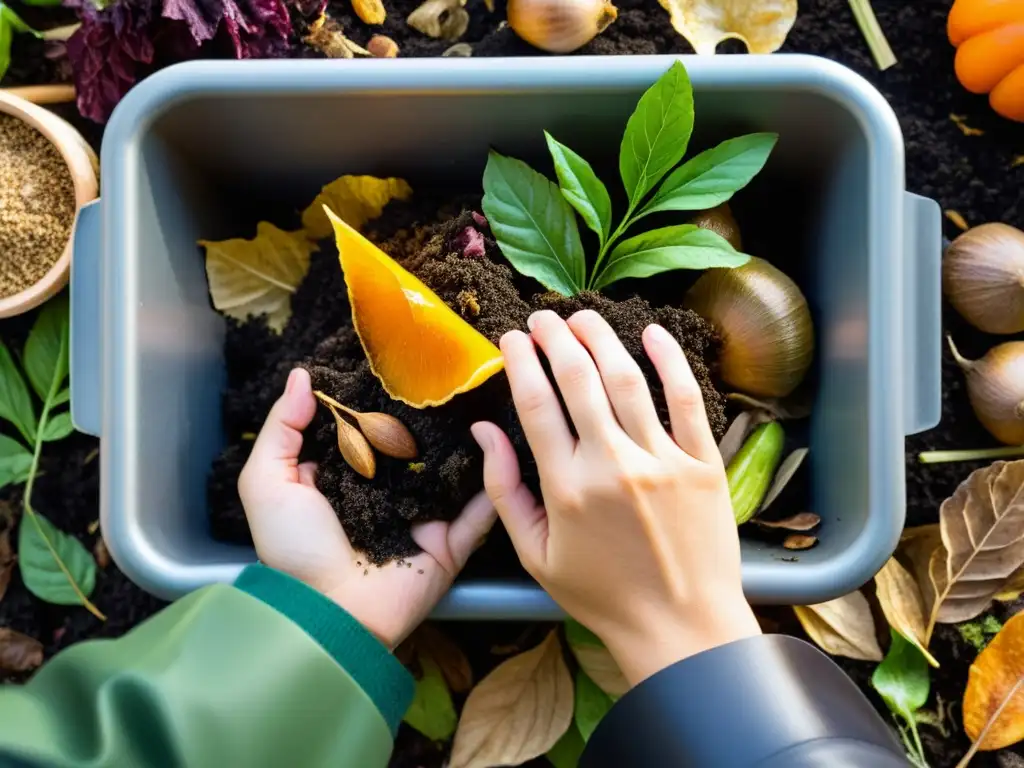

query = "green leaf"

[545,132,612,248]
[24,295,70,402]
[0,434,32,490]
[639,133,779,217]
[592,225,749,290]
[547,721,586,768]
[0,341,37,444]
[21,0,65,6]
[871,630,930,724]
[19,511,97,606]
[482,150,586,296]
[403,653,457,742]
[619,60,694,206]
[0,4,39,83]
[42,412,74,442]
[574,669,614,742]
[53,387,70,407]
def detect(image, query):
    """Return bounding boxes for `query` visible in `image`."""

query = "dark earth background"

[3,0,1023,765]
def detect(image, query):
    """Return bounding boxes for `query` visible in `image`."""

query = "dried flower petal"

[657,0,796,54]
[408,0,470,41]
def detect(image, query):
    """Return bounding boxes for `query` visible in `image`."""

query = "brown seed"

[368,34,399,57]
[323,405,376,479]
[93,539,111,569]
[783,534,818,551]
[754,512,821,532]
[316,391,417,459]
[353,0,386,24]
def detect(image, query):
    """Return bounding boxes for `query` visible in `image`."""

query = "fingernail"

[470,423,493,452]
[526,313,539,331]
[285,369,299,394]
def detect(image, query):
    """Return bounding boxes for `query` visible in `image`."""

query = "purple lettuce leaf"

[162,0,291,59]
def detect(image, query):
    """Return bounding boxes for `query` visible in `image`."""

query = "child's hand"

[239,368,496,649]
[473,310,760,686]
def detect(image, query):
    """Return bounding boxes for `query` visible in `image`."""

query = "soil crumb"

[0,115,75,297]
[209,199,725,566]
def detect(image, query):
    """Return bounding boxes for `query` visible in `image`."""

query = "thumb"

[245,369,317,486]
[470,422,548,572]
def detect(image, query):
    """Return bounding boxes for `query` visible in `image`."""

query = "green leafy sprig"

[0,0,71,83]
[0,296,103,620]
[482,61,777,296]
[872,630,932,768]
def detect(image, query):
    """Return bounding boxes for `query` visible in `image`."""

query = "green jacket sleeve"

[0,564,414,768]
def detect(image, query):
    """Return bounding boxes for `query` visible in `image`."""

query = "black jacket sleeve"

[581,635,908,767]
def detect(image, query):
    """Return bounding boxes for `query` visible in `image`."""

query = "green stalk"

[23,367,105,621]
[919,446,1024,464]
[589,205,640,290]
[848,0,897,70]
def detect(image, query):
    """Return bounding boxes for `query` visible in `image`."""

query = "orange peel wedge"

[327,207,504,408]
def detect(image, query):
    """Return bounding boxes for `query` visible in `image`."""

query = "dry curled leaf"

[996,568,1024,602]
[759,447,808,513]
[449,630,573,768]
[657,0,796,54]
[753,511,820,531]
[793,591,883,662]
[727,391,813,421]
[408,0,470,41]
[783,534,817,550]
[0,628,43,673]
[962,611,1024,754]
[410,623,473,693]
[303,14,371,58]
[718,410,772,466]
[926,461,1024,641]
[565,619,629,697]
[201,223,317,333]
[301,175,413,241]
[874,558,939,667]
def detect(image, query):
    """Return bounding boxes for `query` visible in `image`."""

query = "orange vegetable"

[948,0,1024,122]
[326,208,504,408]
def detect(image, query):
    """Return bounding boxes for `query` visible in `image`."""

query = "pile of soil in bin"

[208,195,726,568]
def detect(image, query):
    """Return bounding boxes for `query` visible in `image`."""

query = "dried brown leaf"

[408,0,469,40]
[411,623,473,693]
[657,0,796,54]
[727,392,813,421]
[200,223,317,333]
[874,558,939,667]
[927,461,1024,641]
[0,628,43,673]
[718,410,772,466]
[449,630,573,768]
[793,591,883,661]
[783,534,817,550]
[995,567,1024,602]
[962,611,1024,756]
[753,511,820,531]
[759,448,808,512]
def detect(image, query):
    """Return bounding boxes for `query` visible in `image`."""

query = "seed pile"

[0,115,75,298]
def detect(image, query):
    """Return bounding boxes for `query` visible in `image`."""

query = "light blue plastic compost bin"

[69,55,942,618]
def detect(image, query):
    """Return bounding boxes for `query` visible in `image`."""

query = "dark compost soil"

[208,201,725,567]
[2,0,1022,766]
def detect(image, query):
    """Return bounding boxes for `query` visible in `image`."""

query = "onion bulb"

[684,257,814,399]
[691,203,743,251]
[507,0,618,54]
[948,337,1024,445]
[943,223,1024,334]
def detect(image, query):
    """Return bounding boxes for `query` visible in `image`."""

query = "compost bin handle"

[901,192,942,436]
[70,199,102,438]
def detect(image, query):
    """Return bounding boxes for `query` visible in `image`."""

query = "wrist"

[602,600,762,686]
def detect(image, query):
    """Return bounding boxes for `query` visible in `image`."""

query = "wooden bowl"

[0,90,98,318]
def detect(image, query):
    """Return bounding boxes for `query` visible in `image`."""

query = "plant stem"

[314,390,345,412]
[909,719,927,768]
[848,0,897,70]
[919,446,1024,464]
[23,370,106,621]
[589,204,638,289]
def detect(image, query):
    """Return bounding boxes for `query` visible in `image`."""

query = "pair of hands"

[239,310,759,682]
